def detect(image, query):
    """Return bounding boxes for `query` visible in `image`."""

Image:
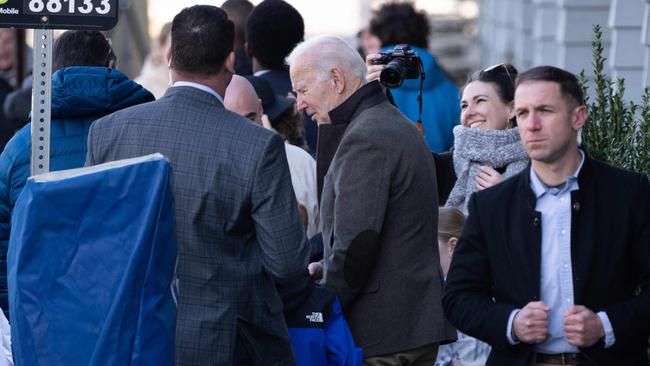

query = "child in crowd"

[435,207,491,366]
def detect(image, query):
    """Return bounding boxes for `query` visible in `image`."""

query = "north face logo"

[305,312,323,323]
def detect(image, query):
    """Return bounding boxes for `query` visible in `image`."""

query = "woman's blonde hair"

[438,207,465,242]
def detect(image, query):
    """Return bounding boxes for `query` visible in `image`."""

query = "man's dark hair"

[171,5,234,76]
[369,2,430,49]
[52,30,113,71]
[246,0,304,70]
[221,0,254,47]
[515,65,584,108]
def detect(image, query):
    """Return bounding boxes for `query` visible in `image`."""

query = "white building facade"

[479,0,650,103]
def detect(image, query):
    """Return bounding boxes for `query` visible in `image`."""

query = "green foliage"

[581,26,650,362]
[581,24,650,175]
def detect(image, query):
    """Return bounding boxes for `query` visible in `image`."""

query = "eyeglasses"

[483,63,514,86]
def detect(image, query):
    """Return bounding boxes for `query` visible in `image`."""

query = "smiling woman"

[435,63,529,215]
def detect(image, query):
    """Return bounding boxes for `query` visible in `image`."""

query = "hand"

[475,166,504,190]
[307,262,323,282]
[365,53,384,83]
[563,305,605,347]
[513,301,550,344]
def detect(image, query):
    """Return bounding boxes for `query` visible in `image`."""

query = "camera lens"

[380,59,410,88]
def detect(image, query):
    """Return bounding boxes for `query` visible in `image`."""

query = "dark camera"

[371,44,422,88]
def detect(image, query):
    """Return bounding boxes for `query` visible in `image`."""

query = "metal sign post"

[31,28,52,175]
[0,0,118,175]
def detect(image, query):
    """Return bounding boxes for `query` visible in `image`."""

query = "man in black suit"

[443,66,650,366]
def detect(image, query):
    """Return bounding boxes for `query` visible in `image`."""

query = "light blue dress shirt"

[506,150,615,352]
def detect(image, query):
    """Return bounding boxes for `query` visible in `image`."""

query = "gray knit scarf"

[445,125,529,215]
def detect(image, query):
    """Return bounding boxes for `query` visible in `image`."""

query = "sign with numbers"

[0,0,117,30]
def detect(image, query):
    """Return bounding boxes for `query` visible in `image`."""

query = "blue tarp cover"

[8,154,177,366]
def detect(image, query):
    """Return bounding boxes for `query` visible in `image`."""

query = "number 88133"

[26,0,113,16]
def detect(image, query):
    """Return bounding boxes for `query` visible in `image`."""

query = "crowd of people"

[0,1,647,366]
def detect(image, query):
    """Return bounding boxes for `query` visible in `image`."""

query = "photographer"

[368,2,460,153]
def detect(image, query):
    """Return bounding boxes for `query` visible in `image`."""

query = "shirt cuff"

[506,309,521,345]
[597,311,615,348]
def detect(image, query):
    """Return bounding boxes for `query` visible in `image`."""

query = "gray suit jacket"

[319,82,456,357]
[86,86,309,365]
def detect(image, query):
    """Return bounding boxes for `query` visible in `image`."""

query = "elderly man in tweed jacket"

[86,6,309,365]
[288,36,456,365]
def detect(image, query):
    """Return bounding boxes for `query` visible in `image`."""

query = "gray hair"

[286,36,366,82]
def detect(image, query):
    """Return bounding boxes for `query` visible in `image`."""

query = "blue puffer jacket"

[286,286,363,366]
[0,66,155,315]
[384,45,460,153]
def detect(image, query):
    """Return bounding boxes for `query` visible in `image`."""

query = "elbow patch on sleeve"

[343,230,380,288]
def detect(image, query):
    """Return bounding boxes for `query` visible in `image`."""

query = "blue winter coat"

[0,66,154,314]
[383,45,460,153]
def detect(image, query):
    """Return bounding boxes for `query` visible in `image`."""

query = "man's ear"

[448,237,458,257]
[572,104,587,131]
[331,68,345,94]
[225,51,236,74]
[245,42,252,58]
[166,48,172,68]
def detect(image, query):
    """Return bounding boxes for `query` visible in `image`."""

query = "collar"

[172,81,224,104]
[530,149,585,198]
[328,81,386,125]
[253,69,270,77]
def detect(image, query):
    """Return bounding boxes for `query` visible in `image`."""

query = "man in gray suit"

[288,36,455,365]
[86,5,309,365]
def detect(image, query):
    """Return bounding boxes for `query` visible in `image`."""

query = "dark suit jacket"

[443,156,650,366]
[86,86,310,366]
[319,82,456,357]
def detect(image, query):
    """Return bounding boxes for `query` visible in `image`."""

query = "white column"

[513,0,535,69]
[492,0,516,64]
[478,0,489,64]
[642,0,650,90]
[532,0,560,65]
[609,0,646,103]
[480,0,500,65]
[556,0,611,76]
